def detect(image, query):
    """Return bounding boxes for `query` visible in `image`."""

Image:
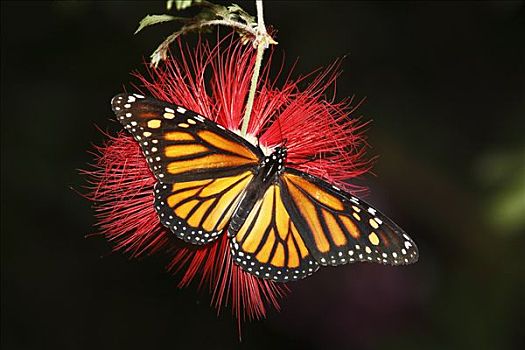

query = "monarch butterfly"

[111,93,418,282]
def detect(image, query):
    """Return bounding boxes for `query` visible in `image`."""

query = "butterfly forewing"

[280,168,419,267]
[111,93,263,182]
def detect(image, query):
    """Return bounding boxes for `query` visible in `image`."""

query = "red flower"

[83,33,371,323]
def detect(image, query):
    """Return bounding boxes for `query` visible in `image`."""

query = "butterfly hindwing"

[228,181,320,282]
[281,168,419,267]
[154,171,254,245]
[112,93,262,244]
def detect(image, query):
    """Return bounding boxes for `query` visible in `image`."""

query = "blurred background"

[1,1,524,349]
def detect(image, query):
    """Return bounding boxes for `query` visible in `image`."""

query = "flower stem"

[240,0,274,137]
[241,43,264,137]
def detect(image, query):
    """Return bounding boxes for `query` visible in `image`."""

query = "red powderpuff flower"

[83,34,371,322]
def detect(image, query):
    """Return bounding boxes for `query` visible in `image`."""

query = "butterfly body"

[111,93,419,282]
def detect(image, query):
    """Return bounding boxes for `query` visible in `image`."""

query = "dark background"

[1,1,524,349]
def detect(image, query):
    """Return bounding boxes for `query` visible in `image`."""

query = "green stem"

[240,43,265,136]
[240,0,269,137]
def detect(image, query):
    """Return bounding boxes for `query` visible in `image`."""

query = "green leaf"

[143,1,274,67]
[174,0,203,11]
[134,14,178,34]
[228,3,256,26]
[166,0,174,10]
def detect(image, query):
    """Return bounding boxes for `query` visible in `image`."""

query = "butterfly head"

[272,146,288,171]
[274,145,287,159]
[260,146,288,182]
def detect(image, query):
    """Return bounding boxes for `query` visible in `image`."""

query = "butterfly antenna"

[288,155,317,167]
[275,116,286,147]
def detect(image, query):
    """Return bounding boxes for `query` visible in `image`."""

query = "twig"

[240,0,276,137]
[151,19,259,67]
